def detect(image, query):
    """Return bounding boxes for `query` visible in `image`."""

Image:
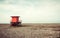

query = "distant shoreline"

[0,23,60,25]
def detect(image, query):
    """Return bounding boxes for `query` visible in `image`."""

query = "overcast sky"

[0,0,60,23]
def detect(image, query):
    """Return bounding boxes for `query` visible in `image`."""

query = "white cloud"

[0,0,60,23]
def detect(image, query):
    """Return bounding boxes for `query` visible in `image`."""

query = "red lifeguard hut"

[10,16,21,26]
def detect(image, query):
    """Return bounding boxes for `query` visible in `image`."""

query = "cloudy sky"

[0,0,60,23]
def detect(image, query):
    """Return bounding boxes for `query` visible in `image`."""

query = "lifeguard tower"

[10,16,21,26]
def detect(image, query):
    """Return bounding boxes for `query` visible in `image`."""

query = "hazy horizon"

[0,0,60,23]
